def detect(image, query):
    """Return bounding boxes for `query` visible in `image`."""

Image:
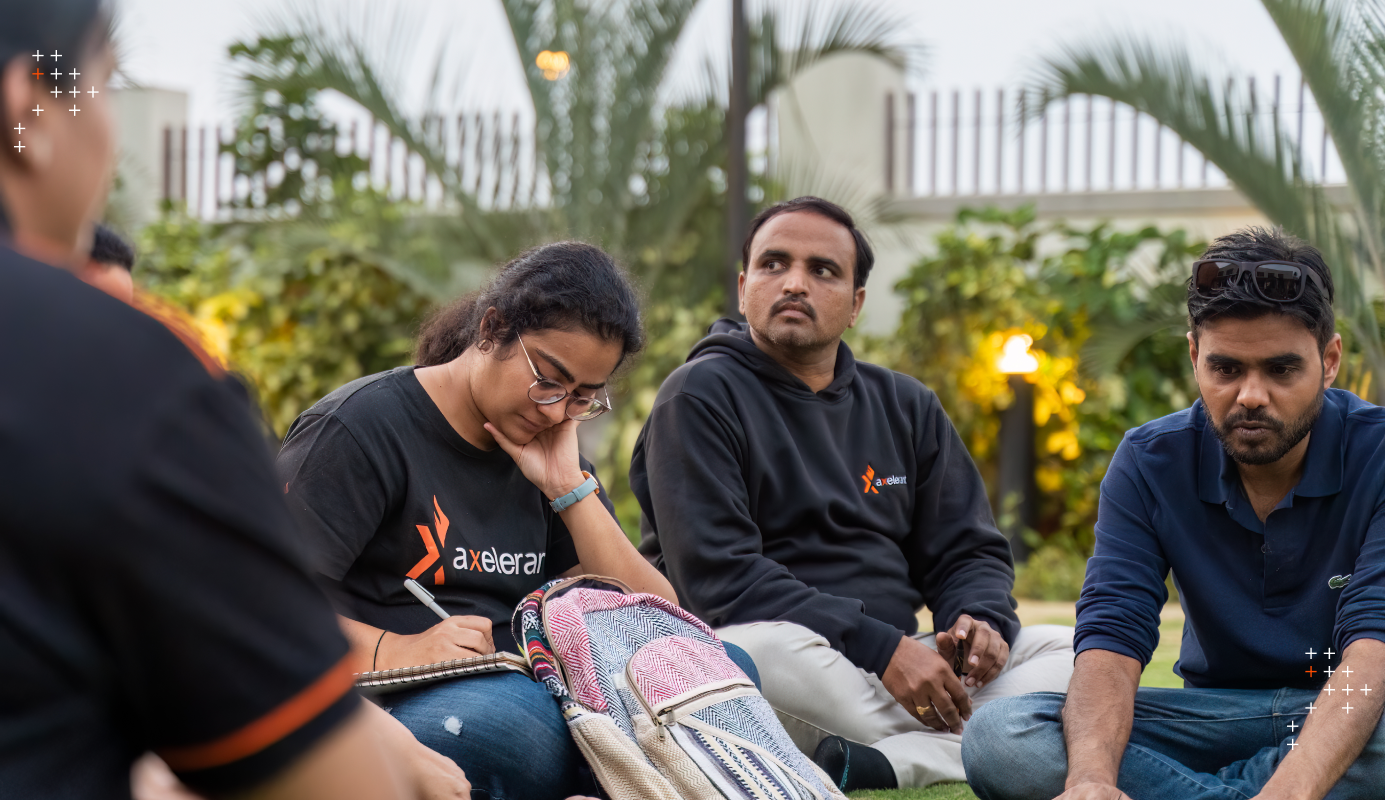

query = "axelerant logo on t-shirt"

[861,464,907,494]
[405,495,549,584]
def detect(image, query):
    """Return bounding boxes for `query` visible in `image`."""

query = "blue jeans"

[962,689,1385,800]
[383,643,761,800]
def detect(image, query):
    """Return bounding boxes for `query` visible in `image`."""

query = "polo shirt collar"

[1197,393,1345,506]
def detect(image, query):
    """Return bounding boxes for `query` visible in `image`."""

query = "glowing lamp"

[536,50,571,80]
[998,334,1039,375]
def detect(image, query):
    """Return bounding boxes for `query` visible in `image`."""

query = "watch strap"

[549,471,599,513]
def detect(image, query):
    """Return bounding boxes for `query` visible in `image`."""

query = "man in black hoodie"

[631,197,1074,791]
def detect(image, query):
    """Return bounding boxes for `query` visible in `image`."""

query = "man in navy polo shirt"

[962,226,1385,800]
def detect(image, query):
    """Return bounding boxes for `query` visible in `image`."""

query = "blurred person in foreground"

[963,227,1385,800]
[0,3,466,798]
[631,196,1075,792]
[83,221,134,301]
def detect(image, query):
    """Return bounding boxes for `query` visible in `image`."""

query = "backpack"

[512,575,849,800]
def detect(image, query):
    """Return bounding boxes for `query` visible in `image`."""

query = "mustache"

[771,297,817,320]
[1221,407,1285,432]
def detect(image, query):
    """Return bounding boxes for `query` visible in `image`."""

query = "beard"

[1208,388,1324,466]
[754,296,837,352]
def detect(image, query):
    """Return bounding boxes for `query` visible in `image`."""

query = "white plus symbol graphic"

[13,142,24,153]
[13,123,23,135]
[1325,666,1336,678]
[49,86,61,98]
[87,86,100,98]
[1288,739,1300,750]
[69,105,80,116]
[1324,684,1335,695]
[67,87,79,97]
[1343,703,1355,714]
[1340,665,1353,678]
[32,105,42,116]
[1325,648,1336,659]
[1344,685,1354,695]
[50,50,61,60]
[1288,720,1299,732]
[1306,648,1317,659]
[32,51,43,61]
[67,69,79,80]
[1363,685,1373,697]
[1307,703,1318,714]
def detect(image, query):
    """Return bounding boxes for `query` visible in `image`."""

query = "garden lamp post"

[997,334,1039,564]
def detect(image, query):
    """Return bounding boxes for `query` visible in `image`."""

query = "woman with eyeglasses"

[276,241,690,799]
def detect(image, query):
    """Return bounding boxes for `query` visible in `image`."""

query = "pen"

[403,578,451,620]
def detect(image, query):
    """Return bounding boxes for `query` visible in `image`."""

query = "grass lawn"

[845,601,1186,800]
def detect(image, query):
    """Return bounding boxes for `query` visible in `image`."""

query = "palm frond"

[1028,34,1326,239]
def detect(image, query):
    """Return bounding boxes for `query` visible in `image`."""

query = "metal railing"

[888,76,1344,198]
[160,111,543,220]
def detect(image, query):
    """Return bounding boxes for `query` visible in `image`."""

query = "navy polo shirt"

[1075,388,1385,689]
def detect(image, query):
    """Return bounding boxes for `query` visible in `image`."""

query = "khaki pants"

[717,621,1075,788]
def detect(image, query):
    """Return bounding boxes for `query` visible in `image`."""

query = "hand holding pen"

[372,580,497,670]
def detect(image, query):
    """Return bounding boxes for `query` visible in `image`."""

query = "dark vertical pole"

[1153,123,1162,189]
[998,375,1037,564]
[1297,78,1307,170]
[1016,91,1026,194]
[995,88,1004,194]
[1108,100,1117,189]
[724,0,749,320]
[907,92,917,196]
[213,125,222,214]
[1131,110,1139,188]
[929,91,938,196]
[885,92,896,194]
[1085,95,1094,191]
[1062,96,1071,192]
[162,126,172,204]
[972,88,982,195]
[951,90,961,195]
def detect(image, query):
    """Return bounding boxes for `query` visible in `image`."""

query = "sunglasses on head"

[1192,259,1328,304]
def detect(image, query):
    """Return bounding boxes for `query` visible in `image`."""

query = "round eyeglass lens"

[568,398,604,421]
[528,380,568,404]
[1254,263,1303,301]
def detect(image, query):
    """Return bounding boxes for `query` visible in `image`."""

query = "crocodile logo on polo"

[1329,574,1352,590]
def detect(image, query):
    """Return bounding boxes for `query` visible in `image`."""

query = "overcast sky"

[111,0,1300,126]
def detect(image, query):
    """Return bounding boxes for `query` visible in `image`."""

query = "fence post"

[885,92,895,194]
[929,91,938,196]
[995,88,1004,195]
[972,88,982,195]
[907,92,916,196]
[1016,90,1026,194]
[951,90,960,196]
[1085,95,1094,191]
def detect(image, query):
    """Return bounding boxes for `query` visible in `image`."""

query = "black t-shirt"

[0,246,355,798]
[278,366,613,653]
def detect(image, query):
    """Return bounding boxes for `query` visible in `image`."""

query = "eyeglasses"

[1192,259,1329,303]
[515,334,613,421]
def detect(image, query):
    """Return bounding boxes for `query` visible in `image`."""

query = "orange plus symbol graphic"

[1305,666,1317,678]
[31,68,43,80]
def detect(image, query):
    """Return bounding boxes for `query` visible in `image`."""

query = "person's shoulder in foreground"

[0,246,365,797]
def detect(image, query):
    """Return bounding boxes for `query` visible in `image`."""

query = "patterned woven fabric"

[629,636,748,707]
[512,577,845,800]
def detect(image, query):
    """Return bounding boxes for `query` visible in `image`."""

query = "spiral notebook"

[353,652,533,695]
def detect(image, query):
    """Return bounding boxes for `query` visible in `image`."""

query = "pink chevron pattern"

[564,588,717,638]
[629,636,746,707]
[544,592,608,711]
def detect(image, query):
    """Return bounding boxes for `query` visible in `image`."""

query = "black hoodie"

[632,320,1019,677]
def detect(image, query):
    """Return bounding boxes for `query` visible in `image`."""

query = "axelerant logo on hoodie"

[861,464,907,494]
